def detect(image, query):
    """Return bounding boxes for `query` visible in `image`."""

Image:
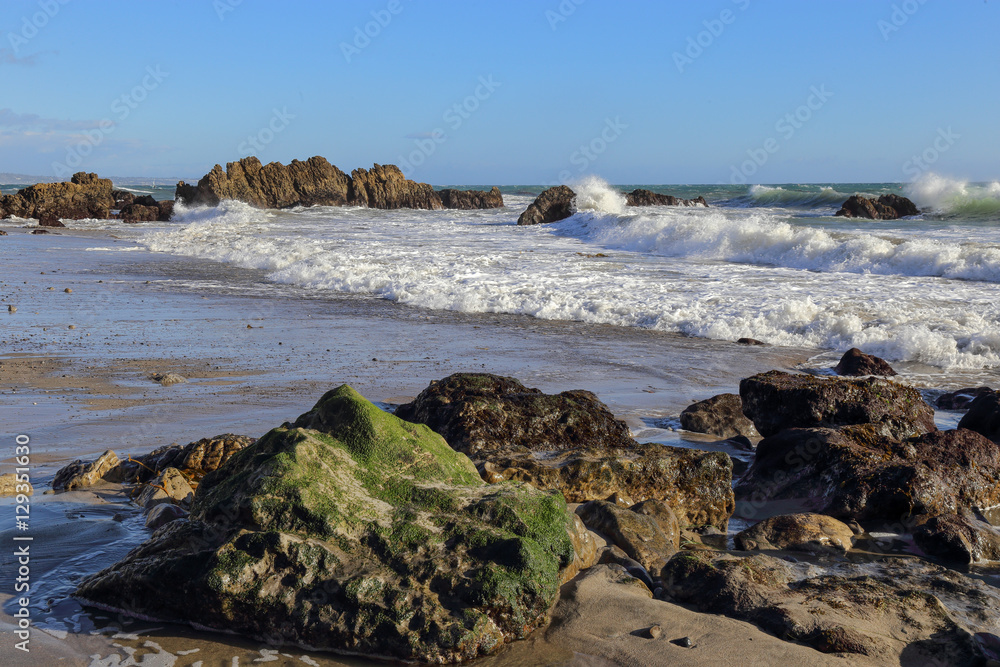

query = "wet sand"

[0,225,943,666]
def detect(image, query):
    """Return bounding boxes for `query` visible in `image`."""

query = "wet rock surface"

[833,347,897,377]
[680,393,759,439]
[734,512,854,554]
[52,449,123,490]
[958,389,1000,442]
[835,193,920,220]
[740,370,936,439]
[76,386,579,663]
[1,172,115,221]
[437,187,504,209]
[913,512,1000,565]
[624,189,708,207]
[516,185,576,225]
[397,373,734,529]
[938,386,994,410]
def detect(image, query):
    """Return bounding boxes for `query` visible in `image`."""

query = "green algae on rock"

[75,385,577,664]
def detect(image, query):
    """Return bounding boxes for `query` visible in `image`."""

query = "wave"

[725,184,849,209]
[905,173,1000,219]
[560,207,1000,283]
[572,175,628,215]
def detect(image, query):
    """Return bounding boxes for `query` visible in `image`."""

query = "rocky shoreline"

[32,352,1000,665]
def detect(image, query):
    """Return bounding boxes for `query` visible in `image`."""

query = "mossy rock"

[76,385,576,663]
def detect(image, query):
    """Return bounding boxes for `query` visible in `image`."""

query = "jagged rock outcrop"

[349,163,442,209]
[624,189,708,207]
[397,373,734,529]
[76,386,579,663]
[438,187,504,209]
[680,393,759,439]
[117,434,256,483]
[517,186,576,225]
[740,370,936,439]
[835,193,919,220]
[176,156,352,208]
[0,172,115,221]
[734,427,1000,523]
[833,348,897,376]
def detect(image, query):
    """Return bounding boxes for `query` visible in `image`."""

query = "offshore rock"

[833,347,897,377]
[516,186,576,225]
[118,203,159,222]
[0,172,114,220]
[177,156,352,208]
[660,550,997,663]
[734,427,1000,522]
[624,189,708,207]
[739,370,936,439]
[75,386,577,663]
[680,393,759,439]
[734,513,854,554]
[835,193,919,220]
[438,187,504,209]
[397,373,733,529]
[958,389,1000,442]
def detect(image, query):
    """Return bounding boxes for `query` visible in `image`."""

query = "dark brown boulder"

[680,393,759,439]
[112,189,135,208]
[624,189,708,207]
[958,390,1000,442]
[833,347,897,376]
[737,337,765,346]
[438,187,504,209]
[397,373,734,529]
[735,427,1000,522]
[156,200,174,221]
[38,213,65,227]
[835,194,919,220]
[740,370,935,439]
[938,386,994,410]
[118,203,159,222]
[517,186,576,225]
[913,512,1000,564]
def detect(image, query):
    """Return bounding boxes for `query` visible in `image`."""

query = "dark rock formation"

[938,386,994,410]
[112,189,134,208]
[38,213,65,227]
[156,199,174,221]
[397,373,734,529]
[734,513,854,554]
[958,390,1000,442]
[835,194,919,220]
[735,427,1000,522]
[52,450,123,490]
[76,386,578,663]
[0,172,115,221]
[624,189,707,207]
[680,393,759,439]
[576,500,676,574]
[740,370,936,439]
[517,186,576,225]
[118,434,256,484]
[118,203,159,222]
[177,156,352,208]
[438,187,504,209]
[349,163,442,210]
[913,512,1000,565]
[833,347,897,376]
[737,337,765,346]
[660,550,995,663]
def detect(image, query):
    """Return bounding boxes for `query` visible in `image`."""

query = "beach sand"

[0,226,895,666]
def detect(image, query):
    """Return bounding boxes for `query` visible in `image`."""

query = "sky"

[1,0,997,185]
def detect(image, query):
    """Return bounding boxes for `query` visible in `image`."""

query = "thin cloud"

[0,108,104,131]
[0,48,54,66]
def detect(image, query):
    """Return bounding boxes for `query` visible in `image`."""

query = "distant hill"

[0,173,194,187]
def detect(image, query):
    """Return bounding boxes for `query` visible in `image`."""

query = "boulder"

[38,213,65,227]
[134,467,195,509]
[145,503,189,530]
[561,514,601,584]
[624,189,707,207]
[833,348,897,376]
[737,337,765,346]
[680,393,759,439]
[913,512,1000,565]
[52,450,122,490]
[156,199,174,221]
[734,513,854,554]
[938,386,994,410]
[958,390,1000,442]
[118,434,256,484]
[0,172,114,220]
[112,189,135,208]
[576,500,676,574]
[735,427,1000,523]
[438,187,504,209]
[835,194,919,220]
[118,203,159,222]
[516,186,576,225]
[76,386,578,663]
[660,550,996,663]
[630,498,681,551]
[739,370,936,439]
[0,473,31,497]
[397,373,733,529]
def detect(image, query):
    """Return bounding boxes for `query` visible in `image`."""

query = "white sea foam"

[139,189,1000,371]
[572,175,627,214]
[906,172,1000,218]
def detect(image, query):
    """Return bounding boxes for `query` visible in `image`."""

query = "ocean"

[6,173,1000,383]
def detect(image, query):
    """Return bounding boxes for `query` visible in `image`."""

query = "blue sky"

[1,0,997,184]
